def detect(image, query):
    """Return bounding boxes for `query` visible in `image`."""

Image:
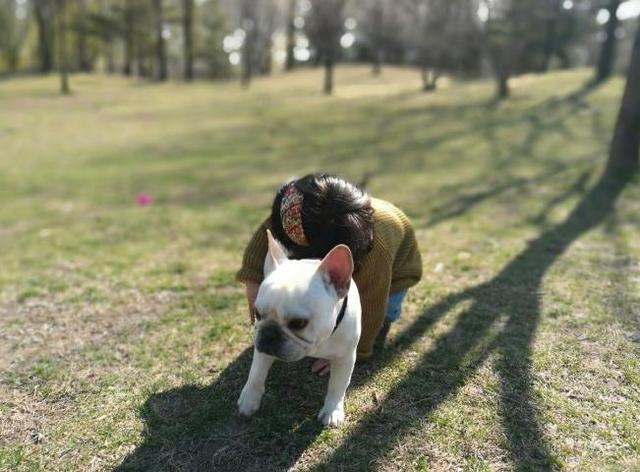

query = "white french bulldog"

[238,230,361,426]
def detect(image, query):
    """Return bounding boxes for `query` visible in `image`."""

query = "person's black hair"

[270,173,374,270]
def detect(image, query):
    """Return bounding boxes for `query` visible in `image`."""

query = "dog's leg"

[317,353,356,426]
[238,348,274,416]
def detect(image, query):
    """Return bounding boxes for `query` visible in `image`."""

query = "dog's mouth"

[254,321,313,348]
[257,340,307,362]
[285,329,313,347]
[255,320,311,361]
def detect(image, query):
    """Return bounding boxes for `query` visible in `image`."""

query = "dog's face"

[253,230,353,362]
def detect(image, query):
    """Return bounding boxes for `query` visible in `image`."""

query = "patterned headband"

[280,181,309,247]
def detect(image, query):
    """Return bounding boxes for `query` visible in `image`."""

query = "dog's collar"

[331,295,348,334]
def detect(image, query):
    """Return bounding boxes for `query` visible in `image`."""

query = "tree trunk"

[241,27,253,87]
[106,42,116,73]
[34,0,53,73]
[285,0,296,71]
[606,16,640,176]
[183,0,194,81]
[153,0,167,81]
[497,72,509,99]
[258,33,273,75]
[421,68,438,92]
[313,49,323,67]
[77,0,91,72]
[123,0,133,76]
[372,48,382,76]
[241,2,255,88]
[557,47,571,69]
[241,39,252,87]
[98,0,113,73]
[488,37,512,100]
[594,0,621,83]
[136,45,147,78]
[371,0,383,76]
[541,0,561,72]
[260,48,272,74]
[58,0,70,94]
[323,54,334,94]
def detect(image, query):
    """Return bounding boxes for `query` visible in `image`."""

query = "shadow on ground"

[114,81,633,471]
[421,81,605,229]
[114,347,333,471]
[116,171,630,471]
[307,172,634,471]
[115,172,633,471]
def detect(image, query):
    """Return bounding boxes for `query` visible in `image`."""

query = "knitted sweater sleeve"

[390,217,423,293]
[353,239,393,360]
[236,218,270,284]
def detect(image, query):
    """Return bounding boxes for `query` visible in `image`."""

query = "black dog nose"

[256,320,283,357]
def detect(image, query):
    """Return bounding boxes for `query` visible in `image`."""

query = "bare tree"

[254,0,278,75]
[594,0,621,83]
[0,1,28,73]
[33,0,55,73]
[483,0,542,100]
[541,0,562,72]
[123,0,134,75]
[484,0,514,99]
[183,0,194,81]
[540,0,590,71]
[356,0,411,76]
[241,0,257,87]
[306,0,345,94]
[76,0,92,72]
[57,0,70,94]
[152,0,167,81]
[606,15,640,175]
[488,39,511,99]
[95,0,117,73]
[238,0,277,86]
[284,0,296,71]
[369,0,383,75]
[405,0,481,92]
[200,0,230,79]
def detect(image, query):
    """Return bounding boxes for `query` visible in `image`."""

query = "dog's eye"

[254,310,262,322]
[288,318,308,331]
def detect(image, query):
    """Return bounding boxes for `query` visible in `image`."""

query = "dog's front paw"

[238,385,263,417]
[317,404,345,427]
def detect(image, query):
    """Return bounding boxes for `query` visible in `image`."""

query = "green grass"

[0,67,639,471]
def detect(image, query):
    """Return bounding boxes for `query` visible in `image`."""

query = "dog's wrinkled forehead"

[257,260,334,315]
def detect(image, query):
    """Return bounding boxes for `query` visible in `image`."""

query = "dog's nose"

[255,320,282,357]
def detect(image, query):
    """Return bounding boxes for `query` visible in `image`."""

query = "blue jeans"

[386,290,408,322]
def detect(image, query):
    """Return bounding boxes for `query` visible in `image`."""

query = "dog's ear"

[264,229,288,276]
[317,244,353,299]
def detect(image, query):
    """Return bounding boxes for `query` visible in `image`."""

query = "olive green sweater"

[236,198,423,359]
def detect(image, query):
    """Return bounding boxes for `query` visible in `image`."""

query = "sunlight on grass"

[0,67,638,471]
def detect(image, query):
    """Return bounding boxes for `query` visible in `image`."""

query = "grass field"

[0,66,639,471]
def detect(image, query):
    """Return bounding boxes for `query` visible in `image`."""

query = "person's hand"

[311,358,331,376]
[245,281,260,324]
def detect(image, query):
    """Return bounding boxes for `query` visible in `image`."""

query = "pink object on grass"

[136,193,153,206]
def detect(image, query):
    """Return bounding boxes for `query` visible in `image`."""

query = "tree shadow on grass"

[309,172,634,471]
[423,162,594,229]
[114,81,622,471]
[115,172,633,472]
[114,348,332,471]
[419,81,605,231]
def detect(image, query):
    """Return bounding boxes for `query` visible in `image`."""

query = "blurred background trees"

[0,0,29,73]
[0,0,637,95]
[305,0,345,94]
[406,0,483,91]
